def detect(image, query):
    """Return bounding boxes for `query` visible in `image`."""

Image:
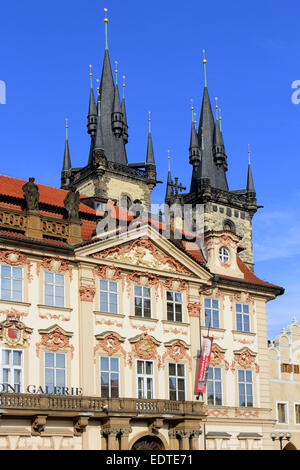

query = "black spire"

[247,147,255,194]
[146,112,155,165]
[121,76,128,145]
[198,87,216,185]
[165,152,174,203]
[62,119,71,172]
[111,83,123,137]
[189,122,201,192]
[212,118,229,190]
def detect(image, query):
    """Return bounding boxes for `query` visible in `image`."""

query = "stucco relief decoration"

[79,285,96,302]
[93,265,123,288]
[0,249,33,281]
[210,344,229,371]
[36,325,74,358]
[187,302,201,318]
[203,407,229,417]
[235,409,259,418]
[230,291,254,313]
[231,348,259,373]
[92,239,191,275]
[0,314,32,347]
[126,271,160,299]
[161,340,192,370]
[36,256,73,280]
[128,332,161,367]
[94,332,126,363]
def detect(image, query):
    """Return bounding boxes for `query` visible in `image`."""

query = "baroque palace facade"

[0,13,284,451]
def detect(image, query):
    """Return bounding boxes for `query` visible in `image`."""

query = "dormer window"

[219,247,229,264]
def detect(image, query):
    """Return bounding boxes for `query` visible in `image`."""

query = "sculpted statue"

[64,186,80,220]
[22,177,39,211]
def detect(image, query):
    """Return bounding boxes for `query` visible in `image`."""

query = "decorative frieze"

[161,339,192,370]
[128,332,160,366]
[231,348,259,373]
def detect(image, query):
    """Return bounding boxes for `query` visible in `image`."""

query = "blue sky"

[0,0,299,339]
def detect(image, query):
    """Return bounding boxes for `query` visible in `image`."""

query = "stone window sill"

[129,315,159,323]
[37,304,72,312]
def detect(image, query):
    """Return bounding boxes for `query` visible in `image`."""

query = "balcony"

[0,393,204,419]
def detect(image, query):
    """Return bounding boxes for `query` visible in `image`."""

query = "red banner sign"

[195,336,213,394]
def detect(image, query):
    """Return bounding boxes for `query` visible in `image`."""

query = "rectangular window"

[277,402,288,424]
[236,303,250,332]
[44,271,65,307]
[100,280,118,314]
[167,291,183,322]
[136,360,154,399]
[204,298,219,328]
[295,404,300,424]
[207,367,222,405]
[44,352,66,394]
[100,356,119,398]
[281,363,292,373]
[169,363,185,401]
[294,364,300,374]
[0,265,23,302]
[238,369,253,407]
[134,286,151,318]
[0,348,23,392]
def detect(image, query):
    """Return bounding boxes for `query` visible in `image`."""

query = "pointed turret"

[198,52,216,186]
[212,103,229,191]
[165,150,174,203]
[62,119,71,172]
[111,77,123,137]
[146,112,155,165]
[189,119,201,192]
[247,145,255,194]
[94,96,104,151]
[87,65,97,136]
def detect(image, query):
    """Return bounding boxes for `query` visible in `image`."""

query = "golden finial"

[248,144,251,165]
[89,64,93,88]
[215,97,219,120]
[122,75,126,98]
[168,149,171,172]
[190,99,194,122]
[96,78,100,92]
[114,60,118,84]
[219,107,222,131]
[202,49,207,87]
[104,8,108,23]
[148,111,151,133]
[65,118,69,140]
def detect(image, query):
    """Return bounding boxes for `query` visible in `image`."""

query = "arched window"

[223,219,236,233]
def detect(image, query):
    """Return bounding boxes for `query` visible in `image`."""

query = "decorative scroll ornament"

[0,315,32,347]
[79,285,96,302]
[36,256,73,280]
[126,271,160,299]
[93,264,122,282]
[93,238,191,275]
[209,344,229,371]
[0,249,33,281]
[231,348,259,373]
[94,332,126,363]
[161,340,192,370]
[36,325,74,358]
[128,332,160,363]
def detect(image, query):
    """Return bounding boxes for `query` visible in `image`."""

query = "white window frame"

[219,247,230,263]
[44,351,66,394]
[294,402,300,425]
[99,279,118,314]
[134,285,152,318]
[276,401,289,425]
[0,264,23,302]
[100,356,120,398]
[136,359,155,399]
[44,271,65,307]
[204,298,220,328]
[168,362,186,401]
[207,366,223,406]
[238,369,253,408]
[0,347,24,393]
[236,303,250,333]
[166,291,183,323]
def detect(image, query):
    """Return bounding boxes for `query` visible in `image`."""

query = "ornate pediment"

[92,238,191,275]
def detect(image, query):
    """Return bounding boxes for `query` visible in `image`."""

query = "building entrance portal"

[131,436,164,450]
